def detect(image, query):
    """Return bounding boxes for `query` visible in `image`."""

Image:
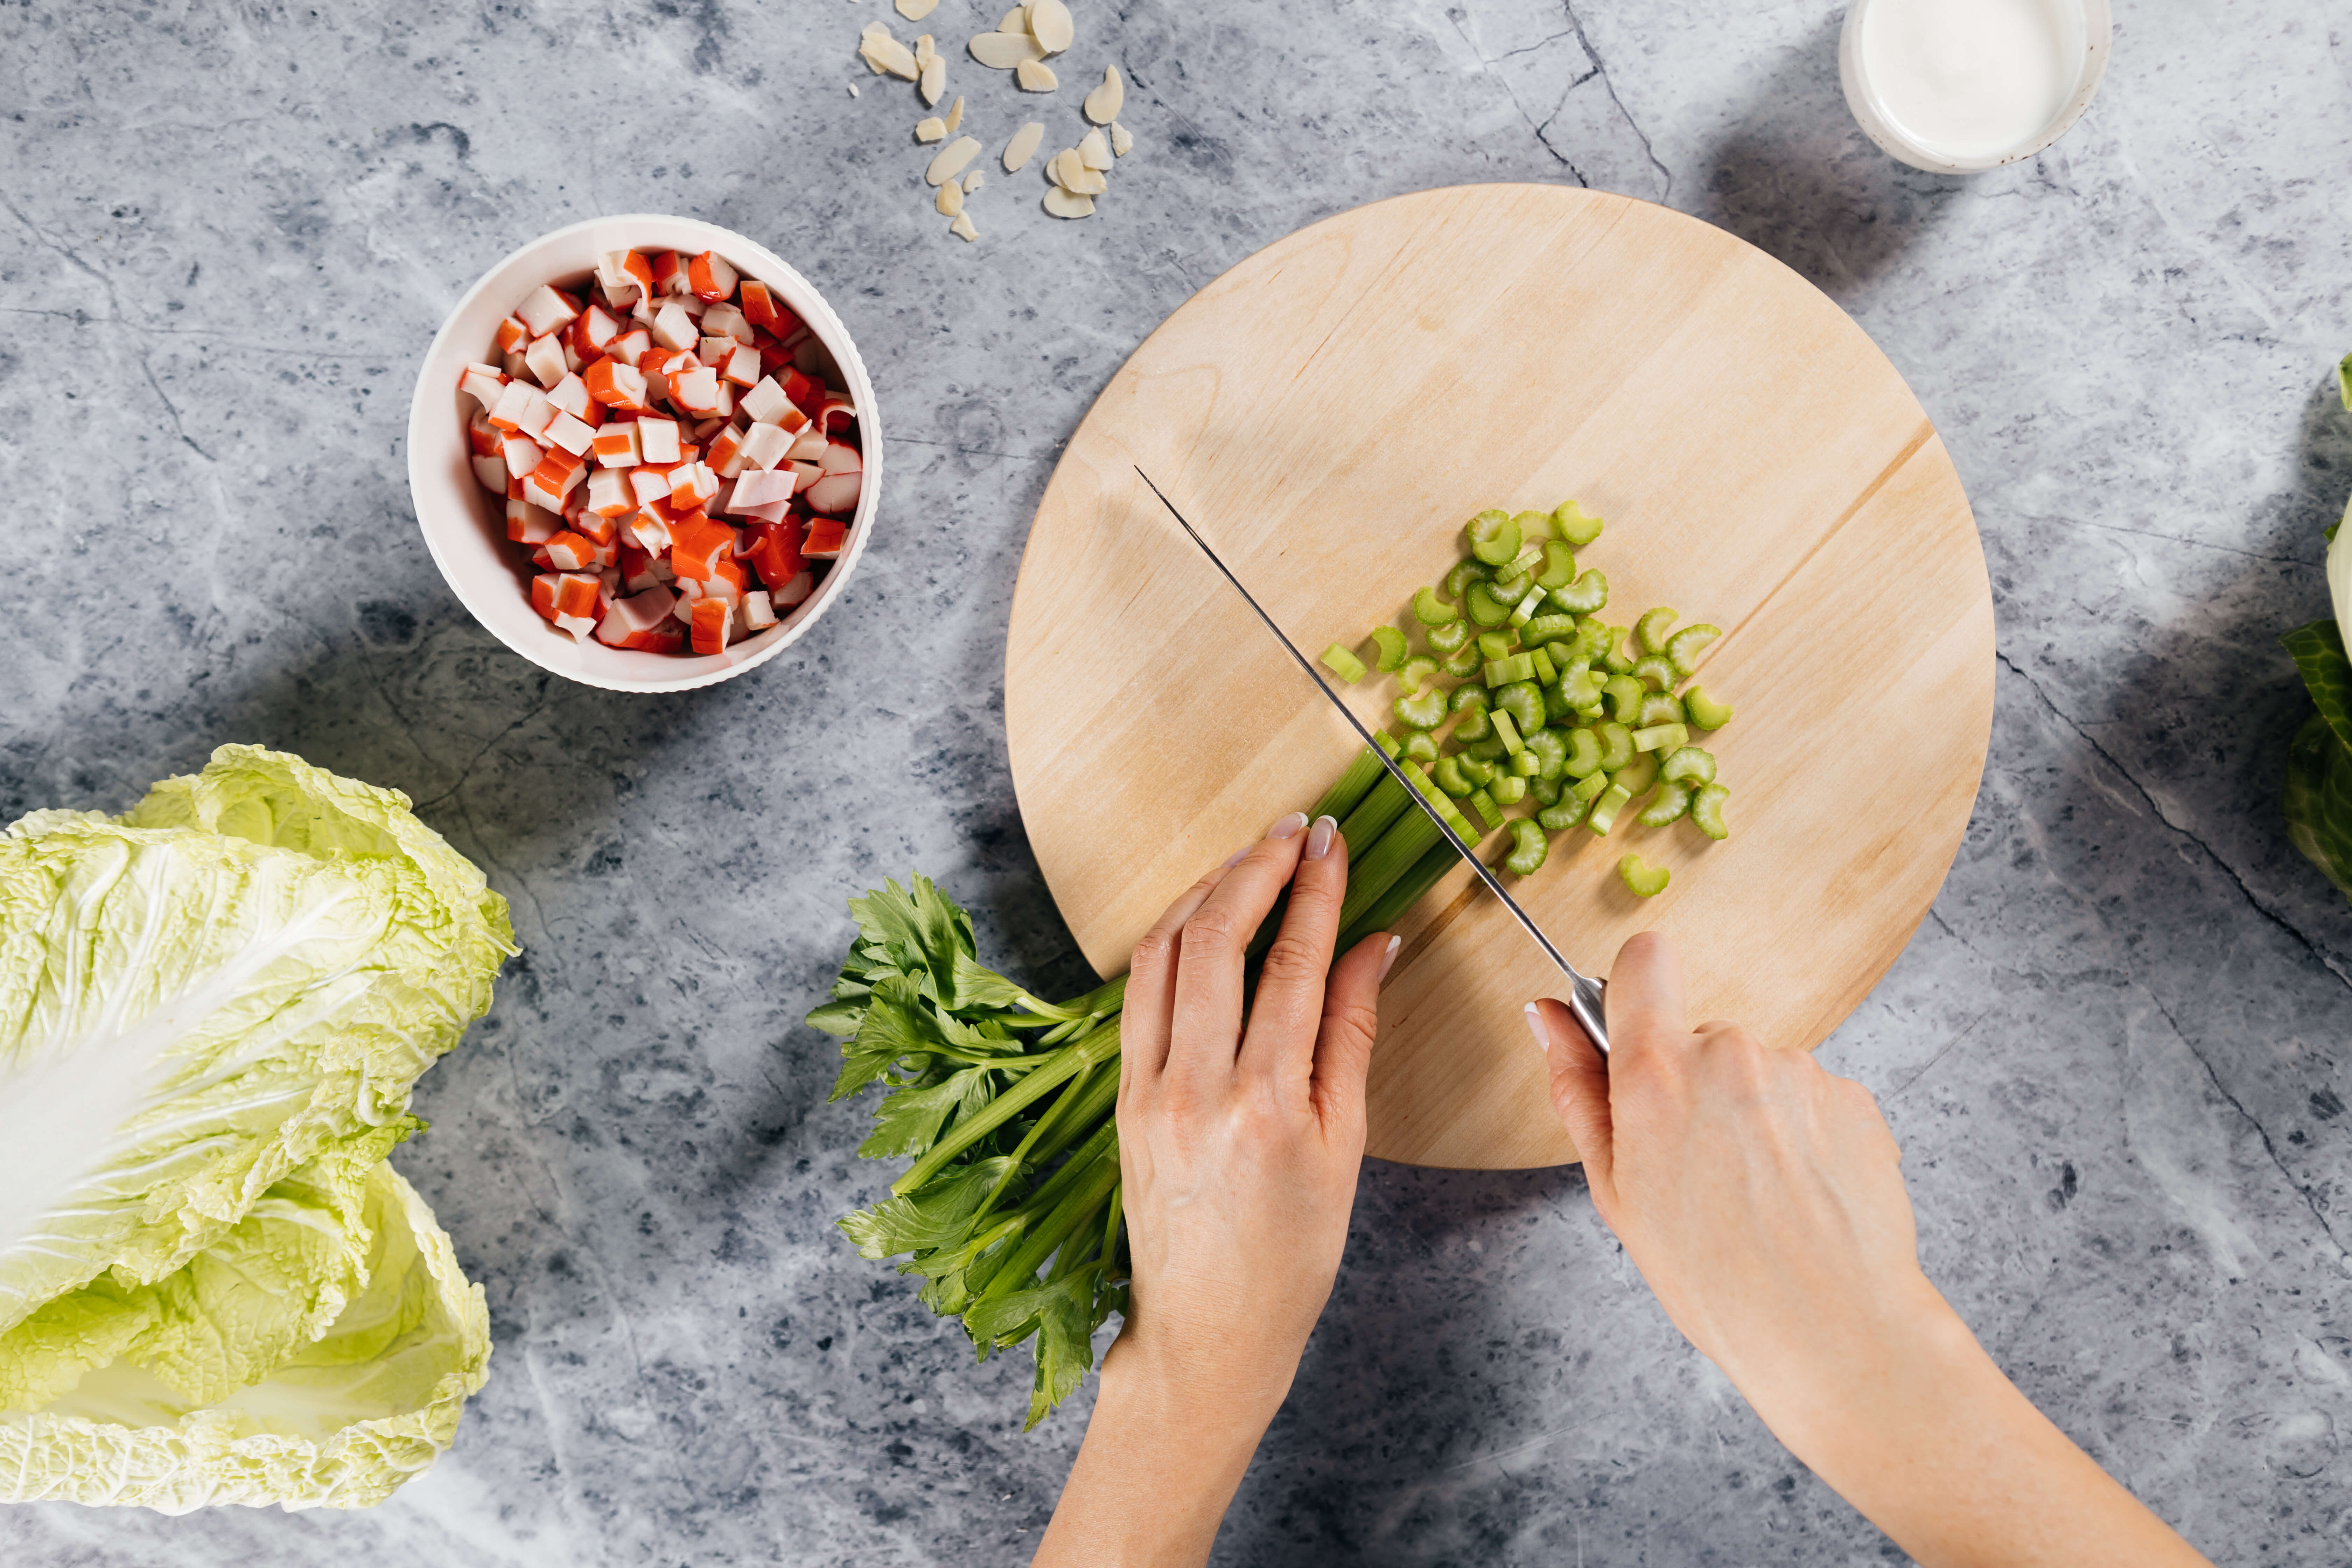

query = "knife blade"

[1134,466,1610,1055]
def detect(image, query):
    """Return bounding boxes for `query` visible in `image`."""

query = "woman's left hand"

[1034,810,1392,1567]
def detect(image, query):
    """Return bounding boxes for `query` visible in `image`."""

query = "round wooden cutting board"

[1004,185,1993,1169]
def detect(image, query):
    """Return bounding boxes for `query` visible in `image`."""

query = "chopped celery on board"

[1321,643,1367,684]
[1618,855,1670,897]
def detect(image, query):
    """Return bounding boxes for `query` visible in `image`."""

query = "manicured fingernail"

[1223,845,1251,868]
[1304,814,1338,860]
[1524,1001,1549,1055]
[1378,933,1401,981]
[1268,811,1308,840]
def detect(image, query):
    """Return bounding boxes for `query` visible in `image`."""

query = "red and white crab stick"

[459,249,858,656]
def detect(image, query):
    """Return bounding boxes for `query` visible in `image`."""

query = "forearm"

[1031,1343,1276,1568]
[1743,1297,2210,1568]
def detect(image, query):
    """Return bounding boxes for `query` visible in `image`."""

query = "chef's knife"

[1134,466,1610,1055]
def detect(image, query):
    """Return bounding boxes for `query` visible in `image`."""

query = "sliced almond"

[915,116,947,142]
[896,0,938,17]
[925,134,983,186]
[1083,63,1124,124]
[914,33,937,68]
[998,5,1030,33]
[920,54,946,104]
[860,27,921,81]
[1027,0,1074,53]
[1015,58,1058,91]
[1110,121,1133,156]
[936,180,965,217]
[951,213,979,243]
[1042,187,1096,219]
[1002,121,1046,172]
[1077,128,1112,170]
[1064,159,1107,196]
[968,29,1045,68]
[962,170,984,194]
[944,95,965,133]
[1048,148,1079,188]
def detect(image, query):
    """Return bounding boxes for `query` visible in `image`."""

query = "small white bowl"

[1840,0,2111,175]
[406,215,881,694]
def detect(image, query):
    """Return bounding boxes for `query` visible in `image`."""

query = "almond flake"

[859,27,920,80]
[1111,121,1133,156]
[1015,58,1058,92]
[920,54,946,104]
[968,30,1045,68]
[1042,187,1096,219]
[1062,157,1107,196]
[1077,128,1112,169]
[944,95,965,132]
[962,171,983,193]
[925,135,983,185]
[914,33,937,68]
[1002,121,1046,172]
[951,213,980,242]
[1083,63,1124,124]
[998,5,1030,33]
[915,117,947,142]
[1027,0,1074,53]
[937,180,965,217]
[895,0,938,17]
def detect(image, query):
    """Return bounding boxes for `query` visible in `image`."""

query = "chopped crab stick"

[596,586,678,648]
[458,363,507,408]
[686,251,738,302]
[689,597,734,654]
[584,359,649,412]
[515,285,582,338]
[637,418,683,465]
[803,440,863,516]
[591,424,643,467]
[737,280,801,336]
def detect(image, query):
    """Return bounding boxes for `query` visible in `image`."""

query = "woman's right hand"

[1532,933,2212,1568]
[1529,932,1941,1418]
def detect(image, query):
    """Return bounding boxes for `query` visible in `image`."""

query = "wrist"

[1096,1330,1287,1457]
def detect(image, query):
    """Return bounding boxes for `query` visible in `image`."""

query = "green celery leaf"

[838,1156,1020,1261]
[804,999,867,1038]
[857,1066,996,1160]
[2283,713,2352,903]
[847,876,973,1006]
[2282,620,2352,755]
[963,1269,1105,1431]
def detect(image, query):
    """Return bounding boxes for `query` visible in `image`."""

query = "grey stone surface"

[1,0,2348,1562]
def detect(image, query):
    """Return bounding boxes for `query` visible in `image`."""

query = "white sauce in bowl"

[1859,0,2085,162]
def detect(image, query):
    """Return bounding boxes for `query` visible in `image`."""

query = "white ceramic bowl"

[1840,0,2112,175]
[406,215,881,694]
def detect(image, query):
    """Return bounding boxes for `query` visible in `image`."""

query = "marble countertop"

[3,0,2348,1562]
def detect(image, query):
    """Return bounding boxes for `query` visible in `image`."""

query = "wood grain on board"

[1004,184,1993,1169]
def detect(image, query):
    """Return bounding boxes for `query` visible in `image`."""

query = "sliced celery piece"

[1594,721,1634,772]
[1511,748,1541,778]
[1491,709,1525,756]
[1491,774,1528,807]
[1525,727,1569,781]
[1550,569,1608,615]
[1570,769,1611,804]
[1552,500,1604,545]
[1521,613,1578,648]
[1503,816,1547,874]
[1691,782,1730,840]
[1538,795,1589,832]
[1509,585,1549,627]
[1604,674,1647,722]
[1530,775,1564,807]
[1434,756,1476,798]
[1636,692,1685,729]
[1477,630,1515,662]
[1393,686,1449,729]
[1465,582,1514,626]
[1321,643,1367,684]
[1483,652,1536,686]
[1635,606,1679,655]
[1665,624,1720,678]
[1638,781,1693,827]
[1632,722,1688,753]
[1586,782,1633,835]
[1458,754,1497,788]
[1412,586,1461,627]
[1535,540,1578,591]
[1427,618,1474,654]
[1614,751,1659,799]
[1468,788,1505,830]
[1466,509,1521,565]
[1442,642,1483,678]
[1494,680,1546,736]
[1528,645,1556,684]
[1683,686,1734,730]
[1660,746,1716,785]
[1510,509,1554,548]
[1371,625,1408,671]
[1396,654,1441,695]
[1562,667,1608,710]
[1617,854,1669,897]
[1442,558,1488,600]
[1401,731,1440,768]
[1630,654,1679,693]
[1562,727,1603,778]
